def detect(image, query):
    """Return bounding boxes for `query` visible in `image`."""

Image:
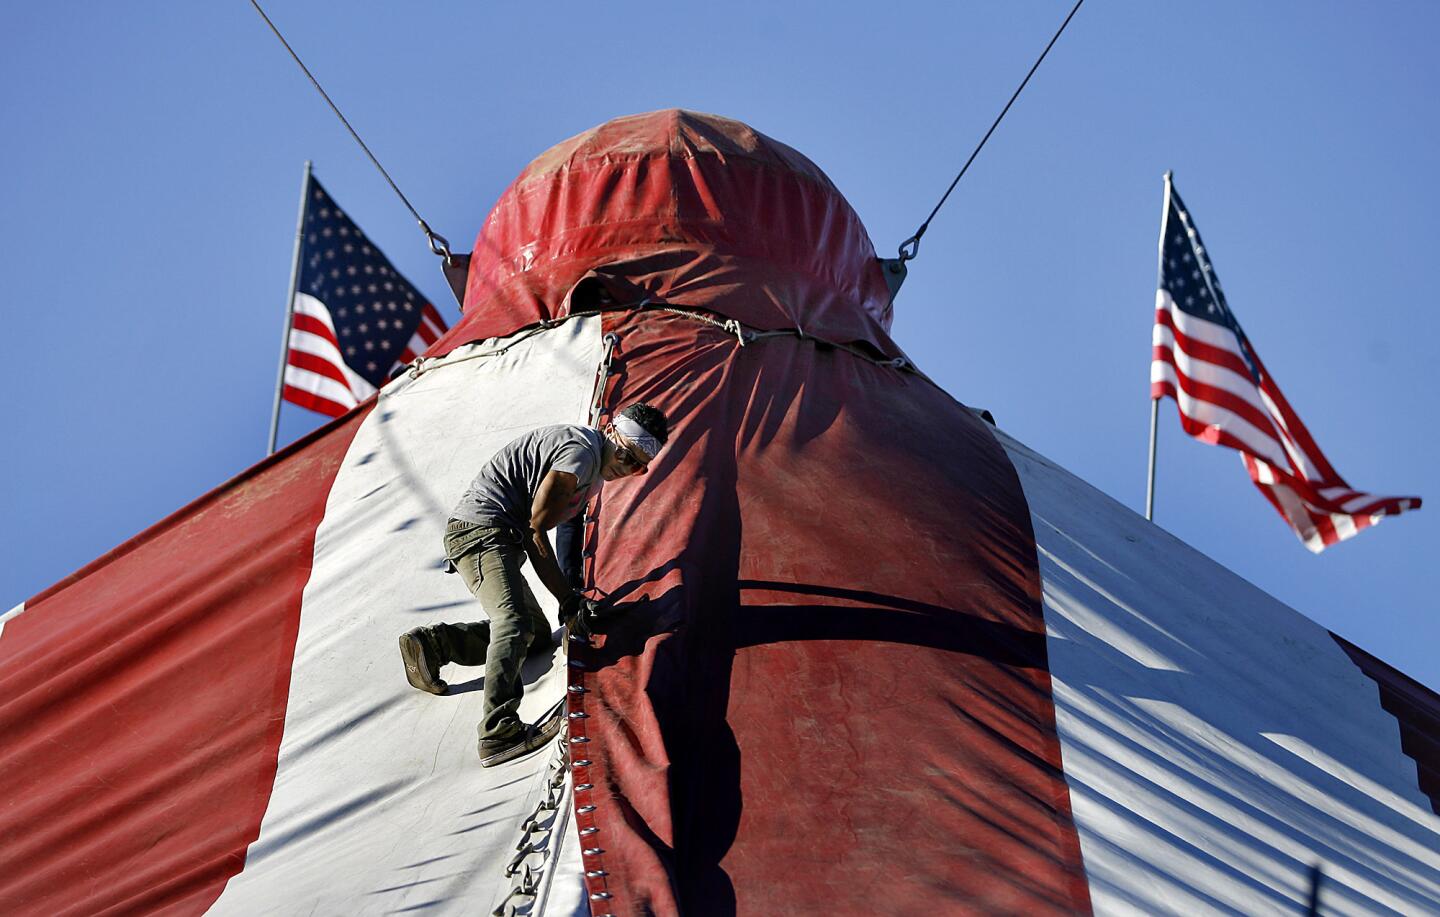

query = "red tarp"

[0,411,370,914]
[449,109,1090,912]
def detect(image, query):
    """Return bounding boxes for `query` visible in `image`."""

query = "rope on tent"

[896,0,1086,265]
[404,302,922,385]
[491,730,572,916]
[247,0,454,265]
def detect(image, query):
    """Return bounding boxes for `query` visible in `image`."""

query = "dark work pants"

[438,519,555,742]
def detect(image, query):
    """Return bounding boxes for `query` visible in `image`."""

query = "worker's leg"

[474,543,542,742]
[445,520,552,662]
[518,572,555,654]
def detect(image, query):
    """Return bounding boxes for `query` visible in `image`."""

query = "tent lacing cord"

[491,719,572,917]
[404,302,916,382]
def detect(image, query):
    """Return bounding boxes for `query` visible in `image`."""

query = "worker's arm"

[527,469,583,604]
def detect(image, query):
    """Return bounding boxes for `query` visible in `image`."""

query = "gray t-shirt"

[451,424,606,532]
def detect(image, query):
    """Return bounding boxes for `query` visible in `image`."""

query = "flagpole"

[1145,170,1173,521]
[267,160,312,456]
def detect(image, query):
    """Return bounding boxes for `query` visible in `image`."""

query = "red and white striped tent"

[3,110,1436,916]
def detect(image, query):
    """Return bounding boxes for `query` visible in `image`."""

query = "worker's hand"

[560,592,594,629]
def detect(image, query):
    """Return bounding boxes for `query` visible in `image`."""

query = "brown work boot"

[399,626,447,695]
[478,713,563,768]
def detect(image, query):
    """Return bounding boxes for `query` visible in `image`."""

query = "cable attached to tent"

[247,0,454,265]
[896,0,1085,264]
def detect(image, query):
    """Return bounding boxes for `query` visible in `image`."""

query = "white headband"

[613,415,663,462]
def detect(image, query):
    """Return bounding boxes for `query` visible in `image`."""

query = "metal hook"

[420,221,453,265]
[898,234,921,263]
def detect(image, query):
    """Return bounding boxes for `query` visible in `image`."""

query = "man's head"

[601,403,669,480]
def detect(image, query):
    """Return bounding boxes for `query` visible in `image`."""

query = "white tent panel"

[210,318,601,915]
[1003,431,1440,915]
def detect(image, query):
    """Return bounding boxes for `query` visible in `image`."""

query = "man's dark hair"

[618,403,668,444]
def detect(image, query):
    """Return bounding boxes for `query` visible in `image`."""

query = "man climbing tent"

[398,403,669,767]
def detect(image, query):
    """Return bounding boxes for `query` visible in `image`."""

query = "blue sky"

[4,2,1435,687]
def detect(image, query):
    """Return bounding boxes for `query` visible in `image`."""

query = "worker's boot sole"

[399,629,447,695]
[478,713,563,768]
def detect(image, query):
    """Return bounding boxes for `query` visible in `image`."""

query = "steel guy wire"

[898,0,1085,264]
[247,0,453,263]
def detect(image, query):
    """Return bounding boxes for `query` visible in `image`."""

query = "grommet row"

[573,758,591,767]
[580,826,599,836]
[591,892,613,900]
[571,736,591,744]
[568,711,589,719]
[575,783,593,791]
[567,659,587,670]
[585,869,608,878]
[577,805,597,814]
[583,847,605,856]
[568,684,587,694]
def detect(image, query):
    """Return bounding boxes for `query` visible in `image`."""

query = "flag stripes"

[278,176,450,420]
[396,303,447,365]
[283,293,377,418]
[1150,181,1419,552]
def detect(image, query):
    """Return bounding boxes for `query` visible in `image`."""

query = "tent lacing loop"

[492,725,572,916]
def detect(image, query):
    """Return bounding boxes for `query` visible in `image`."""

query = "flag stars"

[350,284,362,295]
[321,226,333,237]
[346,266,358,276]
[380,340,390,350]
[343,243,354,254]
[330,268,341,279]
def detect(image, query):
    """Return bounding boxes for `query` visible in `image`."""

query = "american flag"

[283,177,448,418]
[1150,179,1420,552]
